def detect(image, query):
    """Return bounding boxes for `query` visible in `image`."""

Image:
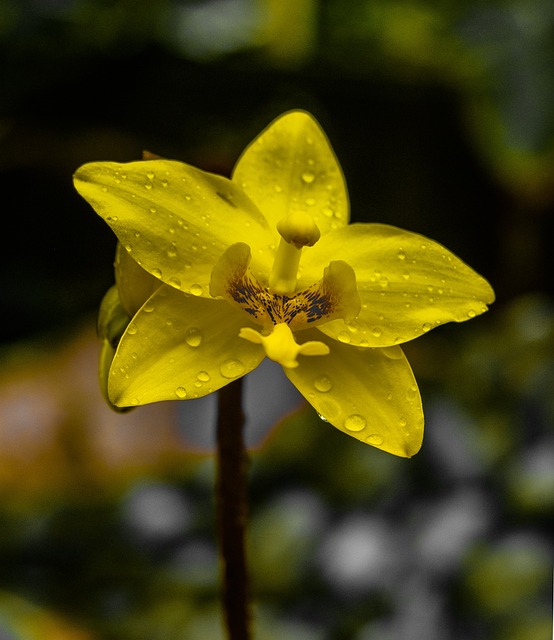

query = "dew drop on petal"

[197,370,210,382]
[399,417,407,428]
[467,309,476,318]
[422,323,432,332]
[397,249,406,260]
[337,331,351,344]
[152,268,162,279]
[344,414,366,432]
[220,358,245,379]
[143,301,155,313]
[314,374,332,392]
[169,276,181,288]
[190,284,203,296]
[372,328,382,338]
[127,323,137,335]
[301,171,315,184]
[185,327,202,348]
[366,433,384,446]
[175,387,187,398]
[317,413,329,422]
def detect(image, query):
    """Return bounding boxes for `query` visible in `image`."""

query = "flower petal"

[284,330,424,457]
[114,242,161,317]
[74,159,275,296]
[301,223,495,347]
[232,110,349,237]
[108,285,265,407]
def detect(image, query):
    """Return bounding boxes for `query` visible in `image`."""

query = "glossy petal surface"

[115,242,161,318]
[285,330,424,457]
[74,159,275,295]
[109,285,265,407]
[301,223,495,347]
[233,110,349,237]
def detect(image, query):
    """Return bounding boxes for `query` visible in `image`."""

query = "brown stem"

[216,377,251,640]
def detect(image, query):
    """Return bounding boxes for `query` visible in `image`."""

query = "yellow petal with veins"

[301,223,495,347]
[232,110,349,237]
[285,329,424,457]
[74,159,275,297]
[109,285,265,407]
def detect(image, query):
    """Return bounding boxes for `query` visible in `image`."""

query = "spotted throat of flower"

[210,210,361,369]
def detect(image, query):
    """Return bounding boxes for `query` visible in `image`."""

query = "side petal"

[301,223,495,347]
[114,242,161,317]
[109,285,265,407]
[285,330,424,457]
[232,110,349,237]
[74,159,275,296]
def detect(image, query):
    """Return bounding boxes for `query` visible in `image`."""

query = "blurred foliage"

[0,0,553,638]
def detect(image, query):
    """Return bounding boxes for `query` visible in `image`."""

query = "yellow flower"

[74,110,494,457]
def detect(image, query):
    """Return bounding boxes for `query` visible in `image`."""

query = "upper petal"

[108,285,265,407]
[284,329,424,457]
[74,159,275,297]
[232,110,349,237]
[300,223,495,347]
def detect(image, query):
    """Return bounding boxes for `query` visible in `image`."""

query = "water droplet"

[175,387,187,398]
[467,309,476,318]
[314,375,332,392]
[397,249,406,260]
[379,276,389,288]
[146,171,154,180]
[344,414,366,432]
[220,358,245,379]
[322,207,334,217]
[366,433,384,445]
[305,197,316,206]
[372,327,382,338]
[337,331,351,344]
[422,323,432,332]
[274,184,283,193]
[402,271,410,280]
[301,171,315,184]
[185,327,202,348]
[168,276,181,288]
[144,183,152,190]
[167,247,177,259]
[152,268,162,279]
[197,371,210,382]
[124,243,132,252]
[190,284,203,296]
[317,413,329,422]
[101,186,108,193]
[127,323,137,335]
[399,417,407,427]
[143,301,155,313]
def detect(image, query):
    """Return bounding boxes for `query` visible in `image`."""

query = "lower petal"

[109,285,265,407]
[284,329,424,457]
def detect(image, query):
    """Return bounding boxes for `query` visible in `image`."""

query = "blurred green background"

[0,1,553,638]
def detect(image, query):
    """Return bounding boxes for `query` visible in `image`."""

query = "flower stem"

[216,377,251,640]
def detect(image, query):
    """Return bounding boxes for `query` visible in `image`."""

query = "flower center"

[209,213,360,368]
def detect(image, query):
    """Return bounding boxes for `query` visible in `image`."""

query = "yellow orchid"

[74,110,494,457]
